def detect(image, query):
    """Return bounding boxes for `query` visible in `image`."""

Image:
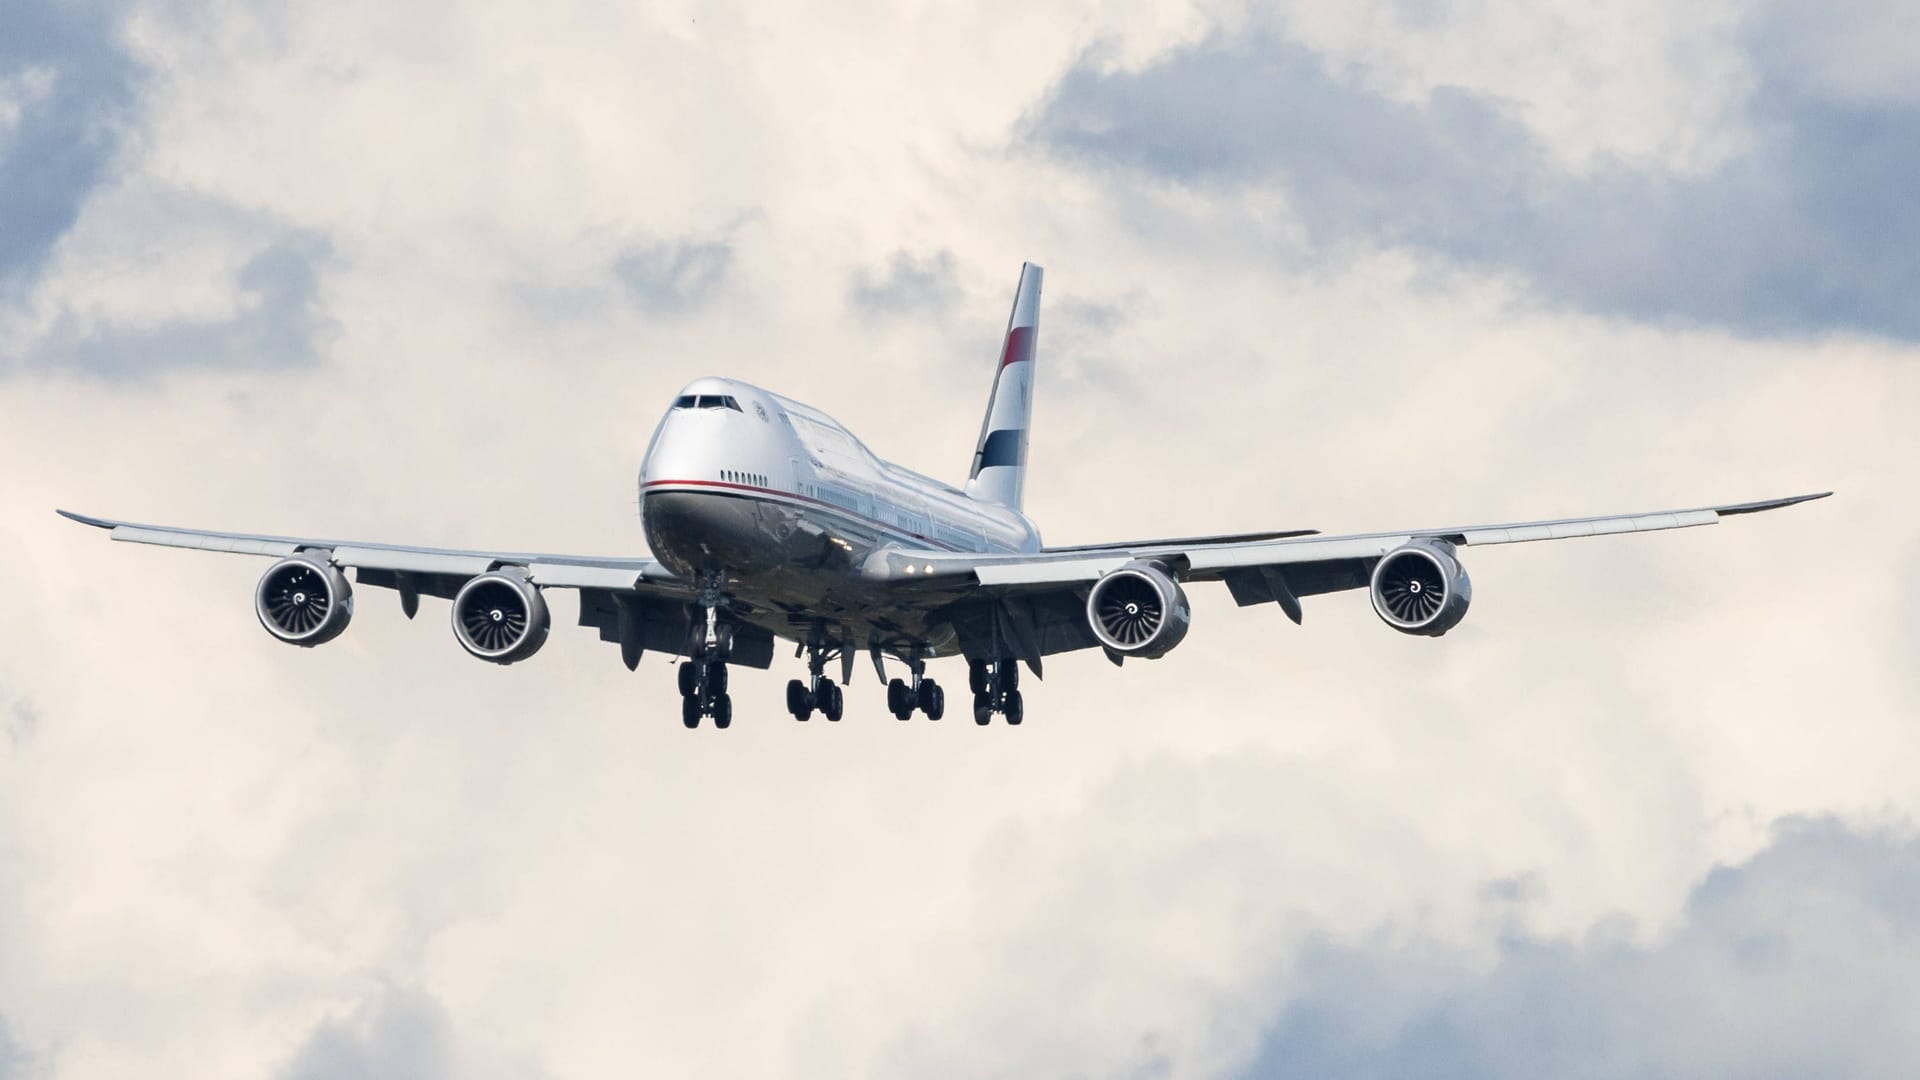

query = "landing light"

[904,565,916,575]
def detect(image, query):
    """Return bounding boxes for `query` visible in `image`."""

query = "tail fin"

[966,262,1042,510]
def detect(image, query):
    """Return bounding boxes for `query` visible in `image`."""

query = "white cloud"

[0,66,56,149]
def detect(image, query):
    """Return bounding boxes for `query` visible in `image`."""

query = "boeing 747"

[60,263,1829,727]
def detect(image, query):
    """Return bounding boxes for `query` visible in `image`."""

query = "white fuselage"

[636,378,1039,653]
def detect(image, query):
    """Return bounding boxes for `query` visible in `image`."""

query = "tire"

[710,662,729,695]
[1003,664,1020,692]
[713,694,733,729]
[682,695,701,728]
[678,661,698,698]
[925,683,945,721]
[887,678,910,716]
[1005,690,1024,726]
[973,690,992,725]
[916,678,937,713]
[968,661,988,695]
[787,679,808,714]
[823,681,844,722]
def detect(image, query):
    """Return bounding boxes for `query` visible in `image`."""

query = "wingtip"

[56,509,115,528]
[1715,491,1834,517]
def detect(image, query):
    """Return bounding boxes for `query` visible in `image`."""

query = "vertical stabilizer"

[966,262,1042,510]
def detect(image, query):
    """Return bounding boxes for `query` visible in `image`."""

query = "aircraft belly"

[642,488,965,659]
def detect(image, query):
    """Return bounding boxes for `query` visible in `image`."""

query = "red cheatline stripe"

[641,479,967,551]
[998,325,1034,370]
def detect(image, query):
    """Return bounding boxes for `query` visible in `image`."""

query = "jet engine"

[451,571,551,664]
[255,555,354,646]
[1086,560,1192,659]
[1370,539,1472,637]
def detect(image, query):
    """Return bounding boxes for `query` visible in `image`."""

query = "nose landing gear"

[679,653,733,728]
[969,658,1023,725]
[681,577,735,729]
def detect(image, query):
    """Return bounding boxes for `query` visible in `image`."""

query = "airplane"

[60,263,1829,729]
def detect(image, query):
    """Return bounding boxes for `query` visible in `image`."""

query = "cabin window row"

[721,469,768,487]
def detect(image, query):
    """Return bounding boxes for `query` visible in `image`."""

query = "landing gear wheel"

[973,691,993,725]
[678,661,698,698]
[682,695,701,728]
[713,694,733,729]
[922,681,945,721]
[708,662,729,695]
[823,681,845,722]
[787,679,811,720]
[887,678,912,718]
[1004,690,1024,726]
[968,660,989,695]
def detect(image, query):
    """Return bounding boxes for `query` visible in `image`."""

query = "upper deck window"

[673,395,744,412]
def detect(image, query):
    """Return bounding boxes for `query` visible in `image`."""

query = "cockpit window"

[672,394,744,412]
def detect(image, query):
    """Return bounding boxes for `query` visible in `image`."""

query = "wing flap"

[529,562,649,590]
[974,556,1130,585]
[332,546,497,576]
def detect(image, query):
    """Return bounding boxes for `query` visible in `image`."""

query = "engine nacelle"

[256,555,354,647]
[1370,539,1472,636]
[452,571,551,664]
[1087,560,1193,659]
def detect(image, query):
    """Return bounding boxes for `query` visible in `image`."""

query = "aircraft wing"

[56,509,672,588]
[56,509,706,668]
[877,492,1831,665]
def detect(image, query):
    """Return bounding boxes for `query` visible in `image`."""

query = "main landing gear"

[886,660,945,722]
[969,658,1023,725]
[681,580,735,729]
[787,641,845,722]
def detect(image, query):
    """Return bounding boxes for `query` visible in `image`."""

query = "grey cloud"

[5,700,36,746]
[613,235,732,315]
[0,1016,19,1079]
[1238,817,1920,1079]
[849,250,962,317]
[23,230,336,378]
[280,988,455,1080]
[1029,19,1920,340]
[0,0,141,292]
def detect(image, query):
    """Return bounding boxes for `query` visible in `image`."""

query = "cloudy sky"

[1,0,1915,1076]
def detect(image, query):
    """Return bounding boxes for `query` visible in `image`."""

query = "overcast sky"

[1,0,1914,1076]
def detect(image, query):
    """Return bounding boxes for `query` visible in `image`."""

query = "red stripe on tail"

[999,325,1035,369]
